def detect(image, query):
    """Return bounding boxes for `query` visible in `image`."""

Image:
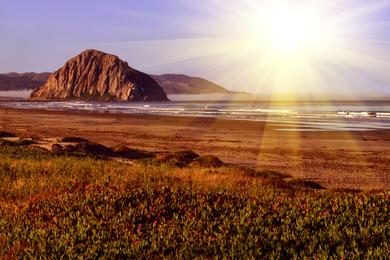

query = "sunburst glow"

[103,0,390,99]
[262,12,314,53]
[32,0,387,99]
[237,1,347,97]
[251,4,332,53]
[202,0,390,99]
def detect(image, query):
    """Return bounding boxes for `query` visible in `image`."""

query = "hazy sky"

[1,0,390,97]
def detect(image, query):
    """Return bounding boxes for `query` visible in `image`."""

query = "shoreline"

[2,106,390,133]
[1,101,390,132]
[1,95,390,103]
[1,107,389,190]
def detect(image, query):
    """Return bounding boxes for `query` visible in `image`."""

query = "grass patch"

[0,145,388,258]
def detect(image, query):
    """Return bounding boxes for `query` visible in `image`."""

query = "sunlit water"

[1,99,389,131]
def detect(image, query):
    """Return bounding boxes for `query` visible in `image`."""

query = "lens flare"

[248,4,340,56]
[102,0,390,99]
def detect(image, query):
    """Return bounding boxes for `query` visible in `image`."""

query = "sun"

[249,4,335,56]
[225,1,346,96]
[264,12,313,53]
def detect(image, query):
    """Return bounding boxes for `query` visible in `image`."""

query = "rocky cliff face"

[29,50,168,102]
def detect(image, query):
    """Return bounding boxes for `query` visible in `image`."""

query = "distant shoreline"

[0,96,389,104]
[1,88,390,103]
[1,99,390,132]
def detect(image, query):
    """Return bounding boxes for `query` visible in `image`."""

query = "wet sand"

[1,107,389,190]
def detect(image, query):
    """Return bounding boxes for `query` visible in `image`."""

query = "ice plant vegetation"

[0,145,388,258]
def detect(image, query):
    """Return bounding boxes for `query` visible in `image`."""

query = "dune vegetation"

[0,141,388,258]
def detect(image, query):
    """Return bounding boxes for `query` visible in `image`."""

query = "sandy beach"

[1,107,389,190]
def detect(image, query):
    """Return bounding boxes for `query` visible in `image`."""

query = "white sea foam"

[377,112,390,118]
[1,100,389,131]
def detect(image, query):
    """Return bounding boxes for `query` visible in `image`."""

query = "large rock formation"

[29,50,168,102]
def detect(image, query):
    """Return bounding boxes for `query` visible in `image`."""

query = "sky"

[1,0,390,98]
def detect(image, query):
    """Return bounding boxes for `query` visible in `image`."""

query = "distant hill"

[1,72,238,96]
[0,72,50,91]
[151,74,235,95]
[1,68,241,99]
[29,49,168,101]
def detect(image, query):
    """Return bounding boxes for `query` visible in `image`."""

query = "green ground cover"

[0,145,388,258]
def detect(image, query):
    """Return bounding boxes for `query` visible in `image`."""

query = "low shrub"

[0,146,388,258]
[190,155,223,168]
[60,137,91,143]
[0,131,16,138]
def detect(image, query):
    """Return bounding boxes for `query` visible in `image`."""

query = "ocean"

[1,100,389,132]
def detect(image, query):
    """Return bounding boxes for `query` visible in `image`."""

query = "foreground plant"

[0,145,388,258]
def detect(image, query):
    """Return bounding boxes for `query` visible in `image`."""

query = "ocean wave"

[1,101,389,131]
[376,112,390,118]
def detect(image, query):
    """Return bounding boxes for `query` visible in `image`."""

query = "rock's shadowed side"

[29,49,169,102]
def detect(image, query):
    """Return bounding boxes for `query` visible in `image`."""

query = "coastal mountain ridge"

[29,50,168,102]
[0,72,236,96]
[0,63,236,97]
[0,72,50,91]
[151,74,234,95]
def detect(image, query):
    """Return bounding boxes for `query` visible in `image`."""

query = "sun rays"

[100,0,390,100]
[205,0,390,99]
